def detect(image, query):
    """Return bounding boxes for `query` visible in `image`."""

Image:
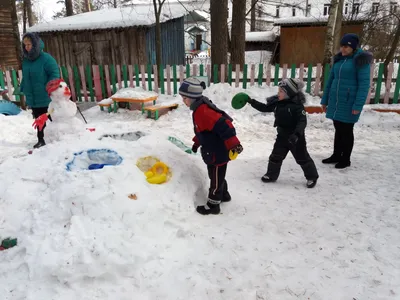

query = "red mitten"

[32,113,49,131]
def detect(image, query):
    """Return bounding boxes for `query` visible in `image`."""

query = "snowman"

[39,79,85,141]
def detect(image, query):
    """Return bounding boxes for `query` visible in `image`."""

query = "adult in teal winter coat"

[20,32,60,148]
[321,33,372,169]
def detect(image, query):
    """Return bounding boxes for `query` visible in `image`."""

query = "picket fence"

[1,62,399,105]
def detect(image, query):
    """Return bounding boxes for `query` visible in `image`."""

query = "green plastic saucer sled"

[232,92,249,110]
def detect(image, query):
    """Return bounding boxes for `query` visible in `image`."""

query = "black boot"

[33,139,46,149]
[261,173,276,183]
[322,155,341,164]
[306,179,318,188]
[196,201,221,215]
[222,191,231,202]
[335,161,351,169]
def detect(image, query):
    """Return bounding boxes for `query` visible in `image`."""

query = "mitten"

[288,134,299,146]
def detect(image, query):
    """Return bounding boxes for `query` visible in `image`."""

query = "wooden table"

[111,96,158,113]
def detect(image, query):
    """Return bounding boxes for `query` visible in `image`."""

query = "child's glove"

[229,144,243,160]
[191,144,199,153]
[288,134,299,146]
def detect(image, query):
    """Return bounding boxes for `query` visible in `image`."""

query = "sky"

[34,0,64,22]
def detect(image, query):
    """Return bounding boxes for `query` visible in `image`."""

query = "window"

[292,7,296,16]
[276,6,280,17]
[344,3,349,14]
[390,2,398,13]
[372,2,379,13]
[324,4,331,16]
[352,3,360,14]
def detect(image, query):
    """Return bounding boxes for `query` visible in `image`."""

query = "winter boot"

[335,161,351,169]
[196,202,220,215]
[322,155,341,164]
[306,179,318,188]
[33,139,46,149]
[261,174,276,183]
[222,191,231,202]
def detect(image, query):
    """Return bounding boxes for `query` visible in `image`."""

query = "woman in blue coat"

[321,33,373,169]
[20,32,60,148]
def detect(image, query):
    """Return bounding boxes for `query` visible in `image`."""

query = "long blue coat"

[321,49,373,123]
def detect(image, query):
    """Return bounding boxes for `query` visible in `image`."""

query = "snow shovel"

[231,92,250,110]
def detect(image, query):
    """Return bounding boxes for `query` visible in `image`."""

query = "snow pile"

[0,83,400,299]
[112,87,158,99]
[246,31,276,42]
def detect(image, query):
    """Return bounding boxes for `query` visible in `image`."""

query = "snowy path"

[0,84,399,300]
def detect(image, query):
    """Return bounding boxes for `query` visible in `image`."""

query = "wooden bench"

[144,103,179,120]
[111,96,158,113]
[98,102,113,113]
[371,108,400,114]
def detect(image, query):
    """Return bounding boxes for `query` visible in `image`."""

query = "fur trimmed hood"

[333,49,373,67]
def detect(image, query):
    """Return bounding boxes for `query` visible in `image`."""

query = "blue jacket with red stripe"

[190,96,240,165]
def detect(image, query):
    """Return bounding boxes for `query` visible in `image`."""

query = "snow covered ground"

[1,84,400,300]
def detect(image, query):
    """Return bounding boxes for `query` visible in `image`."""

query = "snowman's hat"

[46,78,65,96]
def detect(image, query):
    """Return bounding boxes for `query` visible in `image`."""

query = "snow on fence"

[1,62,399,105]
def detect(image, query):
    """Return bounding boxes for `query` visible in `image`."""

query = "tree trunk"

[65,0,74,16]
[384,20,400,80]
[250,0,256,31]
[23,1,27,34]
[113,0,117,8]
[210,0,228,81]
[231,0,246,69]
[323,0,339,67]
[333,0,344,53]
[153,0,166,71]
[84,0,91,12]
[24,0,34,26]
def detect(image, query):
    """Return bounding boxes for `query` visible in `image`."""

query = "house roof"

[186,25,208,32]
[245,31,276,42]
[274,16,367,27]
[27,2,203,33]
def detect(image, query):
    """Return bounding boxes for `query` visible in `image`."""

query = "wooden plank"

[73,66,82,102]
[166,65,171,95]
[235,64,240,88]
[200,64,204,76]
[18,70,23,84]
[128,65,133,87]
[140,64,146,90]
[243,64,248,89]
[220,64,225,84]
[179,65,184,84]
[11,70,19,101]
[104,65,112,97]
[193,64,198,76]
[258,64,263,86]
[67,65,77,101]
[173,65,178,95]
[61,66,69,86]
[213,64,218,84]
[0,68,6,89]
[79,65,88,101]
[299,63,304,82]
[323,63,330,90]
[392,63,400,104]
[135,64,140,87]
[92,65,102,101]
[85,66,94,102]
[250,64,255,86]
[228,64,232,85]
[147,64,152,91]
[314,63,322,96]
[116,65,122,89]
[159,64,165,95]
[110,64,117,94]
[306,64,312,94]
[186,64,190,78]
[153,65,158,93]
[266,64,271,86]
[383,62,393,104]
[274,64,279,86]
[291,64,296,78]
[99,65,106,98]
[282,64,288,80]
[144,103,178,111]
[122,65,128,88]
[206,64,211,84]
[366,63,375,104]
[374,63,384,104]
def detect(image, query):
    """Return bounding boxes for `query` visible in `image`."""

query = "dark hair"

[200,81,206,90]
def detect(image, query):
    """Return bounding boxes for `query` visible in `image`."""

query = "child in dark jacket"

[247,78,319,188]
[179,77,243,215]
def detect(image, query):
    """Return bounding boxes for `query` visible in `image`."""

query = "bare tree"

[66,0,74,16]
[231,0,246,68]
[25,0,35,26]
[153,0,167,68]
[210,0,228,80]
[250,0,256,31]
[322,0,340,67]
[84,0,91,11]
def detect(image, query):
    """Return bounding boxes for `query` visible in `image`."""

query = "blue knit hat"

[179,77,205,99]
[340,33,359,51]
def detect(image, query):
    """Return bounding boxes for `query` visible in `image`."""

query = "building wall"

[0,3,20,68]
[279,24,364,65]
[146,17,185,65]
